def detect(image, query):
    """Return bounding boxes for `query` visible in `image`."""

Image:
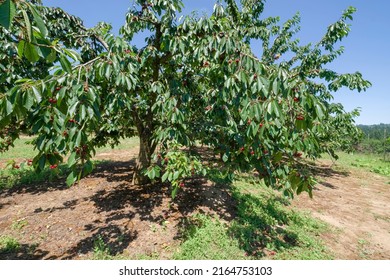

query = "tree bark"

[132,130,153,185]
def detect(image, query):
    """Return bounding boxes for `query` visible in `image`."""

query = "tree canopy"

[0,0,371,198]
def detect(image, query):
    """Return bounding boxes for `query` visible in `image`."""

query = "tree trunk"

[132,131,153,185]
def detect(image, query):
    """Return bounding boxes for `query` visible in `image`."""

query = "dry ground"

[291,161,390,259]
[0,150,389,259]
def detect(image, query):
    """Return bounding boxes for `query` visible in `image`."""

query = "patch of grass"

[357,236,372,259]
[0,137,139,162]
[92,235,112,260]
[0,164,71,190]
[230,180,332,260]
[322,152,390,177]
[0,138,36,161]
[0,137,139,190]
[95,137,139,153]
[11,218,28,231]
[174,177,332,260]
[0,236,20,254]
[173,214,246,260]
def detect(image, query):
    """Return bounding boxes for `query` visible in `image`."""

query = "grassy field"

[0,137,139,189]
[0,136,139,162]
[322,151,390,178]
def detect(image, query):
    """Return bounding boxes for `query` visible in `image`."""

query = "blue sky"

[42,0,389,125]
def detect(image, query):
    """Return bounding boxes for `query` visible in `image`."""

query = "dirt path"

[1,151,389,259]
[291,162,390,259]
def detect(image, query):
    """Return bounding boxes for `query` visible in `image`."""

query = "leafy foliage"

[0,0,370,197]
[355,124,390,156]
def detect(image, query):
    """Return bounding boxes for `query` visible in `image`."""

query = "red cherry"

[13,164,20,169]
[235,58,240,63]
[50,164,58,169]
[259,123,263,128]
[296,116,305,121]
[179,182,185,187]
[240,147,245,152]
[250,151,255,155]
[293,97,299,102]
[253,74,258,79]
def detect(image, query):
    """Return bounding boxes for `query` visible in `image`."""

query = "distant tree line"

[356,124,390,159]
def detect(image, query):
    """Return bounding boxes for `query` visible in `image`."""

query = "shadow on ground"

[0,158,338,259]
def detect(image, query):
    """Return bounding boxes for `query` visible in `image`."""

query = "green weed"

[92,235,112,260]
[11,219,28,231]
[0,236,20,254]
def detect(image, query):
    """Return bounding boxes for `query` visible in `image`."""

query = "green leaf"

[161,171,169,182]
[21,9,32,42]
[23,91,34,110]
[59,54,72,73]
[17,40,26,58]
[66,170,77,186]
[171,186,179,200]
[63,48,82,62]
[37,154,46,171]
[29,4,48,37]
[83,160,93,176]
[222,153,229,162]
[5,99,13,115]
[31,86,42,103]
[46,49,57,63]
[24,41,39,62]
[67,152,77,167]
[0,0,16,30]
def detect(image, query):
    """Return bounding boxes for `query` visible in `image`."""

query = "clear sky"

[42,0,390,125]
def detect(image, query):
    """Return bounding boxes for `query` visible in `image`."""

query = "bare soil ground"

[0,151,389,260]
[291,161,390,259]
